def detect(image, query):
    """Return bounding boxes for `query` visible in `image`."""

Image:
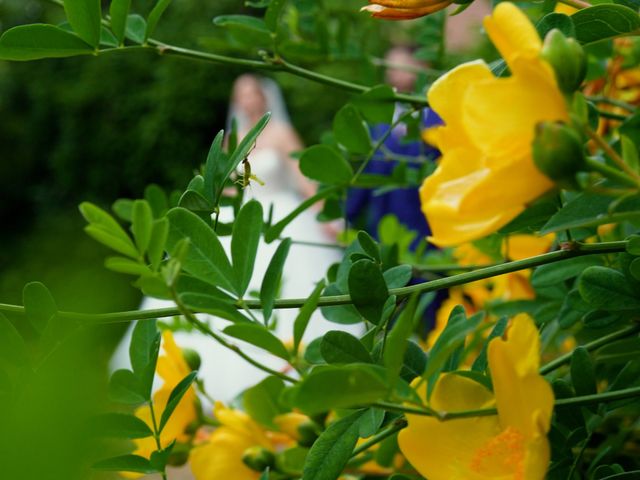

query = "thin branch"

[539,324,640,375]
[0,241,628,321]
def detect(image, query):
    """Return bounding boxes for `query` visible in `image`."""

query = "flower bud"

[296,419,322,447]
[532,121,585,188]
[167,444,190,467]
[541,29,587,93]
[242,446,275,472]
[181,348,201,371]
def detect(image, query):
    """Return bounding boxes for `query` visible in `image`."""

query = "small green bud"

[541,29,586,93]
[532,121,585,189]
[167,444,191,467]
[297,419,322,448]
[242,446,276,472]
[181,348,202,371]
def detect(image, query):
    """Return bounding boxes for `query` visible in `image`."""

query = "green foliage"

[0,24,94,60]
[302,410,365,480]
[5,1,640,478]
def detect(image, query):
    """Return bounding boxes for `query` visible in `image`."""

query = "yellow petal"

[215,402,272,448]
[483,2,542,67]
[398,374,499,480]
[457,155,554,216]
[504,234,555,261]
[190,429,261,480]
[463,58,568,161]
[488,315,554,439]
[427,60,494,149]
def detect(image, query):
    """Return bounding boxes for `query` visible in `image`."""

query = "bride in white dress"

[112,75,360,404]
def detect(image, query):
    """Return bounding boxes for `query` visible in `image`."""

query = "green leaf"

[572,5,640,44]
[333,104,371,155]
[293,280,326,354]
[301,410,365,480]
[320,331,373,364]
[109,369,145,404]
[352,85,396,125]
[90,413,153,439]
[299,145,353,184]
[243,376,286,428]
[265,0,286,31]
[145,184,169,218]
[348,259,389,324]
[265,186,340,242]
[425,306,482,396]
[109,0,131,45]
[105,256,150,275]
[125,14,147,44]
[383,295,417,384]
[179,292,250,324]
[23,282,57,334]
[223,324,290,360]
[383,265,412,289]
[358,407,385,438]
[166,207,236,294]
[558,289,591,329]
[260,238,291,322]
[471,317,507,372]
[203,131,226,204]
[537,13,575,38]
[93,455,159,474]
[145,0,173,40]
[0,313,28,366]
[130,320,161,399]
[320,283,362,325]
[113,198,134,222]
[0,24,94,61]
[63,0,102,47]
[357,231,380,262]
[578,266,640,311]
[531,256,602,288]
[294,365,389,415]
[213,15,272,47]
[540,193,640,233]
[148,218,169,270]
[571,347,597,397]
[232,200,264,296]
[621,135,640,174]
[132,200,153,253]
[80,202,139,258]
[159,371,197,432]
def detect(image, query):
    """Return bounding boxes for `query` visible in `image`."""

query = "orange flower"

[361,0,453,19]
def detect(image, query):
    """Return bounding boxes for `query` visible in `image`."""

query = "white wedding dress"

[112,149,361,404]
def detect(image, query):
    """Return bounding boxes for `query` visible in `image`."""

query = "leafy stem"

[148,398,168,480]
[586,127,640,186]
[351,107,420,185]
[539,323,640,375]
[0,241,628,320]
[171,289,298,384]
[350,417,409,458]
[374,385,640,421]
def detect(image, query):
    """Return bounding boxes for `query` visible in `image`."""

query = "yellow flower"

[124,331,199,478]
[190,403,271,480]
[361,0,453,19]
[503,234,554,261]
[399,314,554,479]
[419,3,569,247]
